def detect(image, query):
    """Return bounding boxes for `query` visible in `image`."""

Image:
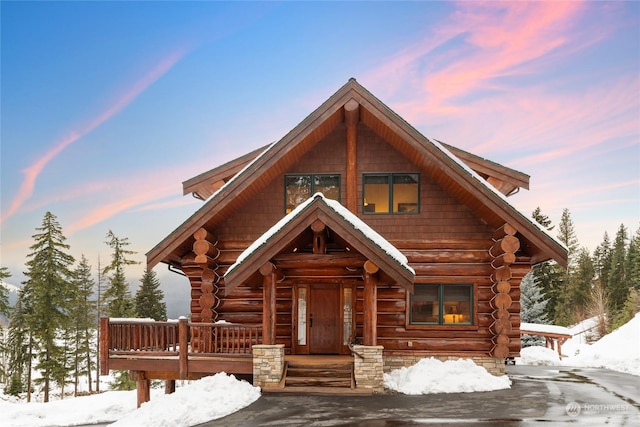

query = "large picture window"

[363,173,419,213]
[409,284,473,325]
[285,174,340,213]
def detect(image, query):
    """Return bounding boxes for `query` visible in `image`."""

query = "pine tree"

[625,226,640,292]
[0,267,11,387]
[557,208,580,271]
[69,255,97,395]
[593,232,612,292]
[135,269,167,321]
[0,267,11,317]
[554,209,589,326]
[103,230,138,318]
[610,288,639,331]
[608,224,629,312]
[7,285,34,399]
[103,231,138,391]
[520,272,548,347]
[23,212,75,402]
[530,207,564,323]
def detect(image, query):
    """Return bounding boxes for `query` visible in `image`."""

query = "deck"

[100,318,260,381]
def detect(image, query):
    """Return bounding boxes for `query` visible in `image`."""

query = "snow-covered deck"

[520,322,572,357]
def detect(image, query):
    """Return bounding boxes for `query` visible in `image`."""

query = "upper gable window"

[363,173,419,214]
[285,174,340,213]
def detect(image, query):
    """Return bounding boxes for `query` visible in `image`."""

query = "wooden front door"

[308,284,341,354]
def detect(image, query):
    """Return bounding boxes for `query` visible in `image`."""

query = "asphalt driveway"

[198,365,640,426]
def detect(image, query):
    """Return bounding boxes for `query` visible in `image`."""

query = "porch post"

[363,260,379,346]
[260,262,283,345]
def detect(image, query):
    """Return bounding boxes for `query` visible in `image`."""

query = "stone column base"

[352,345,384,392]
[252,344,285,389]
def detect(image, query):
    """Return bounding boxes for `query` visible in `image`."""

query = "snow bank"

[568,313,640,376]
[1,373,260,427]
[518,314,640,376]
[384,357,511,395]
[113,373,260,427]
[517,346,561,366]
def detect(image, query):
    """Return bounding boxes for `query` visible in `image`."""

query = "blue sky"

[1,1,638,315]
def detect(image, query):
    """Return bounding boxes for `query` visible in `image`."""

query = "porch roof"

[224,193,415,295]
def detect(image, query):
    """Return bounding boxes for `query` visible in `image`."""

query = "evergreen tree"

[556,247,595,325]
[23,212,75,402]
[610,288,639,331]
[70,255,97,395]
[103,231,138,391]
[0,267,11,387]
[0,267,11,317]
[103,230,138,318]
[520,272,548,347]
[530,207,564,323]
[557,208,580,271]
[135,269,167,321]
[625,226,640,292]
[608,224,629,312]
[7,285,34,399]
[593,232,612,292]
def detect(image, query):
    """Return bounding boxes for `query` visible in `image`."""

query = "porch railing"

[100,318,262,377]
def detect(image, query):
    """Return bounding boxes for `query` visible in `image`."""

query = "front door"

[308,284,341,354]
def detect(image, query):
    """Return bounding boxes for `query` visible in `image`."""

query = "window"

[285,174,340,213]
[363,173,419,213]
[409,284,473,325]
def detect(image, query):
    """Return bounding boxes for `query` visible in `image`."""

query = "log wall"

[180,122,530,358]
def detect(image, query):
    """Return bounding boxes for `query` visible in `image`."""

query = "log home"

[100,79,567,405]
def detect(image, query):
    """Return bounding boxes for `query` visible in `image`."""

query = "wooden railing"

[190,322,261,354]
[100,318,262,377]
[108,320,179,354]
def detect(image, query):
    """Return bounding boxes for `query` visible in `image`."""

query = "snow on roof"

[520,322,572,336]
[429,138,567,252]
[225,193,414,278]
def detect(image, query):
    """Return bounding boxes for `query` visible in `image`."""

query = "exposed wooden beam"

[345,99,359,213]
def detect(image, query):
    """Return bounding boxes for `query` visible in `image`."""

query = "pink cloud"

[1,48,189,224]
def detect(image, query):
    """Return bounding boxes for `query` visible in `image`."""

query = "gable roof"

[184,139,529,200]
[224,193,415,295]
[147,78,567,270]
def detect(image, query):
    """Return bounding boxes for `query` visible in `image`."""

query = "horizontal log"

[493,281,511,294]
[491,343,510,359]
[403,250,492,264]
[490,293,513,310]
[273,252,367,269]
[411,263,493,277]
[281,267,363,277]
[193,240,220,259]
[377,337,493,353]
[194,254,218,266]
[490,266,512,282]
[377,287,407,300]
[490,253,516,268]
[193,228,216,242]
[492,224,517,241]
[376,326,492,339]
[489,235,520,257]
[389,239,493,250]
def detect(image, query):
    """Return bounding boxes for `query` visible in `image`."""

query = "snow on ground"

[3,314,638,426]
[384,357,511,394]
[517,313,640,376]
[1,373,260,427]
